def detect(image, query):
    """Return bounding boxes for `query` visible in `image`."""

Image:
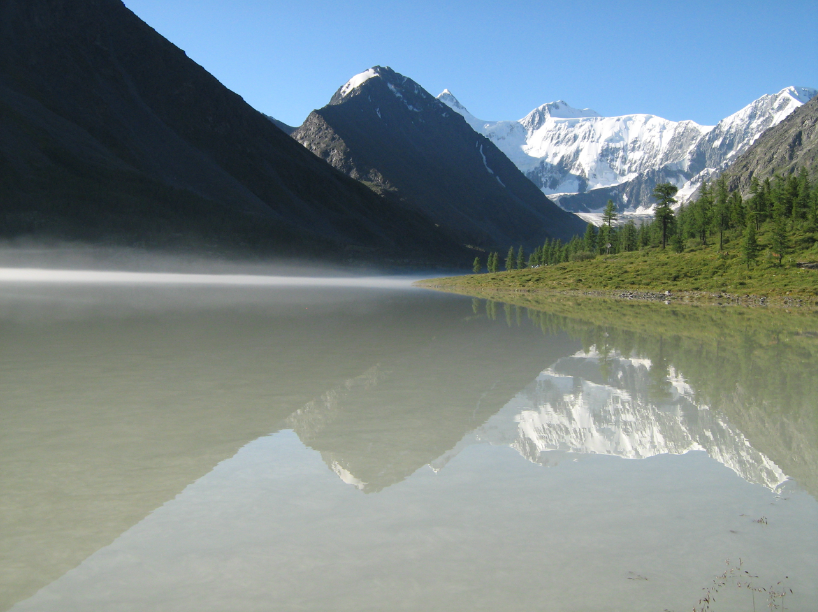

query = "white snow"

[477,142,505,187]
[439,86,816,211]
[339,68,379,98]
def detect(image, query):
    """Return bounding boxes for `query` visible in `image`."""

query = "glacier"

[439,86,817,217]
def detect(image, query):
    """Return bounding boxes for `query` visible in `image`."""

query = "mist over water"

[0,267,421,288]
[2,280,816,612]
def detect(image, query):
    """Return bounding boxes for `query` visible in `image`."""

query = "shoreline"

[415,282,818,310]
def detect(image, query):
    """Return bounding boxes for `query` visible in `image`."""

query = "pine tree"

[742,213,759,269]
[583,223,597,253]
[516,245,525,269]
[598,224,611,254]
[621,220,638,252]
[694,180,712,245]
[770,211,788,267]
[602,199,618,228]
[793,167,810,222]
[652,183,678,249]
[729,191,745,229]
[472,256,482,273]
[713,175,730,251]
[488,252,499,273]
[505,246,515,271]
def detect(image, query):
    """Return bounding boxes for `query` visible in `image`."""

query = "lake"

[1,274,816,612]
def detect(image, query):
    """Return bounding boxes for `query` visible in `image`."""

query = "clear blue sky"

[123,0,817,128]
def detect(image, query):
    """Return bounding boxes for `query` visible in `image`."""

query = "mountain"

[0,0,467,265]
[292,67,585,248]
[439,87,817,215]
[726,94,818,193]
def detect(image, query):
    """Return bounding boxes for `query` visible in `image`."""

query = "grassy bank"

[418,238,818,307]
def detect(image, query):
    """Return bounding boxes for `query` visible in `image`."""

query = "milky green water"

[1,279,816,611]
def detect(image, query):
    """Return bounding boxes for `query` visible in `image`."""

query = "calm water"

[1,275,816,612]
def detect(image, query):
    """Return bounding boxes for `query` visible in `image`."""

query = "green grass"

[419,226,818,306]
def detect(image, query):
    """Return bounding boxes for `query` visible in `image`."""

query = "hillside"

[0,0,467,265]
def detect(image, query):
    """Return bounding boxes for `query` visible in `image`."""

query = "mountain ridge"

[438,86,817,215]
[292,66,586,248]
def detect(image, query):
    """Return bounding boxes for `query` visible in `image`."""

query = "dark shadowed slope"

[293,67,585,249]
[0,0,467,265]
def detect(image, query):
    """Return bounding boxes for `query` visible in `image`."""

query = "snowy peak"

[520,100,600,129]
[332,65,437,114]
[337,67,381,99]
[437,89,470,115]
[294,67,586,248]
[442,85,816,213]
[713,85,817,139]
[436,89,492,133]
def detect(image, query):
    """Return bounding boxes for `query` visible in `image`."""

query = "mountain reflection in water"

[438,350,787,492]
[2,284,816,612]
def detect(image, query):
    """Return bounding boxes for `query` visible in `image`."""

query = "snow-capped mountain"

[438,87,817,215]
[292,66,585,247]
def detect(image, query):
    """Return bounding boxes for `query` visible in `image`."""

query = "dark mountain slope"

[0,0,466,264]
[293,67,585,248]
[266,115,296,135]
[726,95,818,193]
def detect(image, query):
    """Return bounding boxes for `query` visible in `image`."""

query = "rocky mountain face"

[439,87,817,214]
[726,95,818,194]
[292,67,585,248]
[0,0,467,265]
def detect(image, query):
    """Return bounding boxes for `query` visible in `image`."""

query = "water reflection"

[1,284,816,611]
[443,349,787,491]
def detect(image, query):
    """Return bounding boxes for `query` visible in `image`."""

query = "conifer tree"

[505,246,515,271]
[472,256,482,273]
[552,239,562,263]
[770,211,788,267]
[621,220,638,252]
[602,199,618,228]
[516,245,525,269]
[793,167,810,221]
[713,175,731,251]
[748,176,762,229]
[528,246,540,267]
[488,252,499,273]
[598,224,611,254]
[694,180,712,244]
[742,213,759,269]
[652,182,678,249]
[583,223,597,253]
[729,191,745,229]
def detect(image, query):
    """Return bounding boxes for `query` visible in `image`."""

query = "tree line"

[471,167,818,273]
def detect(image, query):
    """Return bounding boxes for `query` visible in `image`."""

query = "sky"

[122,0,817,128]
